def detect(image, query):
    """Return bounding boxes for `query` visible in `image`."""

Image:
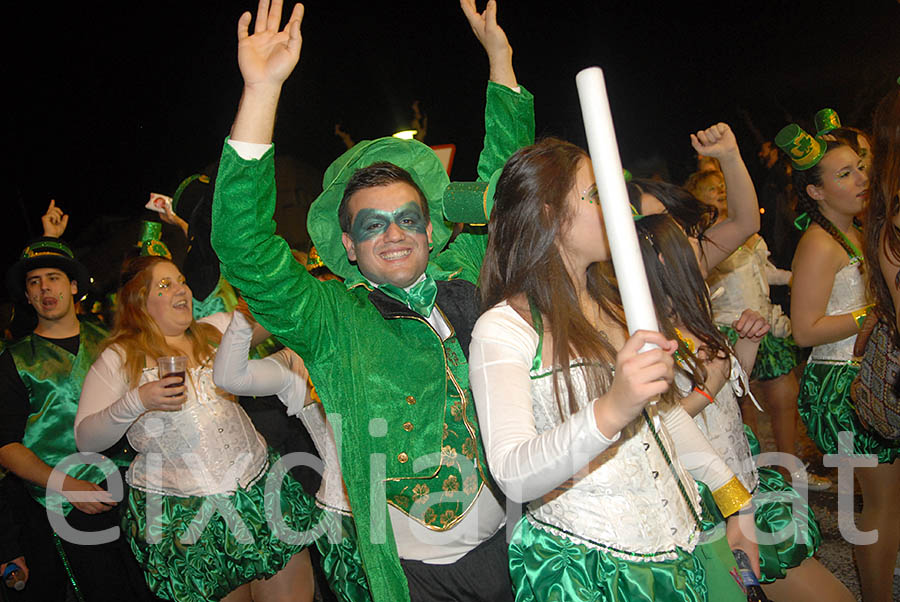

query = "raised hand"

[41,199,69,238]
[594,330,677,437]
[138,377,188,411]
[160,202,189,238]
[690,123,739,160]
[460,0,517,88]
[237,0,304,89]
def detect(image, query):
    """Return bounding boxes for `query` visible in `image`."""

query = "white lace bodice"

[126,362,269,496]
[808,259,868,363]
[675,356,759,492]
[707,237,790,337]
[527,366,703,560]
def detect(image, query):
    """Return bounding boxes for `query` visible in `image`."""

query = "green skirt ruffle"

[797,362,900,463]
[699,428,821,584]
[123,449,317,602]
[719,327,798,381]
[311,505,372,602]
[508,515,709,602]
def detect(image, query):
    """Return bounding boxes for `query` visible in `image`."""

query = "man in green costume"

[211,2,533,600]
[0,203,157,601]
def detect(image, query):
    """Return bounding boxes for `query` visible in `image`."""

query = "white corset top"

[127,363,269,497]
[708,239,789,336]
[675,357,759,493]
[809,260,868,363]
[527,364,702,561]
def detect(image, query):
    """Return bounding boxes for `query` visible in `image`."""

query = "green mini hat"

[775,124,828,171]
[306,137,452,282]
[814,108,842,136]
[137,220,172,259]
[442,168,503,225]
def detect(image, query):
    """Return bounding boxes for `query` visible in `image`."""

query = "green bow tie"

[378,275,438,317]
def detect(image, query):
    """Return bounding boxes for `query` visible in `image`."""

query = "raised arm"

[212,2,338,361]
[692,123,760,275]
[230,0,304,144]
[460,0,516,89]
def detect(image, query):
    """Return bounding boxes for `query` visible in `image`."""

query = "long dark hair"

[628,178,717,239]
[480,137,624,416]
[791,138,862,257]
[864,89,900,340]
[636,214,731,389]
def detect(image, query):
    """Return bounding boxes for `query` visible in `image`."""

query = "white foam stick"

[576,67,658,336]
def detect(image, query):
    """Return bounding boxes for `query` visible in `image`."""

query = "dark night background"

[4,0,900,315]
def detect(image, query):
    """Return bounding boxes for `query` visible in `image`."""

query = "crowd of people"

[1,1,899,601]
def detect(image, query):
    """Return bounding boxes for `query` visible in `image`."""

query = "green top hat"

[6,237,90,298]
[307,137,452,284]
[441,168,503,225]
[775,124,828,171]
[814,108,842,137]
[137,220,172,259]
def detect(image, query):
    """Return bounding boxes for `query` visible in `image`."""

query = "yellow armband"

[712,476,752,518]
[851,304,874,329]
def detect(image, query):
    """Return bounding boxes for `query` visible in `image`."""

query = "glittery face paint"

[581,184,599,205]
[349,202,428,243]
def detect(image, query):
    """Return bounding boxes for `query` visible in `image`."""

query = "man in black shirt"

[0,203,156,601]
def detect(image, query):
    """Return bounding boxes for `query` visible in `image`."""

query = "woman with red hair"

[74,256,315,602]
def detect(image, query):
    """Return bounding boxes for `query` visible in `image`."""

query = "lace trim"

[526,511,699,562]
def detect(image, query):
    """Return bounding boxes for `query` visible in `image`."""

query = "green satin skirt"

[797,361,900,463]
[122,449,316,602]
[719,328,798,381]
[311,505,372,602]
[698,427,821,584]
[507,515,710,602]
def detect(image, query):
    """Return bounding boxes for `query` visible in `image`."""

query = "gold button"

[403,422,413,432]
[406,395,416,405]
[398,452,409,463]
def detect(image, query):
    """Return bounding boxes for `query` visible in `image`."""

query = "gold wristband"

[851,305,873,329]
[712,476,752,518]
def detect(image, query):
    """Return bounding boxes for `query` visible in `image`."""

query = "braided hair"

[791,137,862,258]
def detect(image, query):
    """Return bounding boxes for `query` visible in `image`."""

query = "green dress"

[797,257,900,462]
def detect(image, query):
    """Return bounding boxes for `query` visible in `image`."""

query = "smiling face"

[24,267,77,323]
[556,158,610,273]
[806,145,869,218]
[145,261,193,336]
[340,182,433,288]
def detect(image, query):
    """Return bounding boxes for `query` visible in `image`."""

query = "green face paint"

[350,202,428,243]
